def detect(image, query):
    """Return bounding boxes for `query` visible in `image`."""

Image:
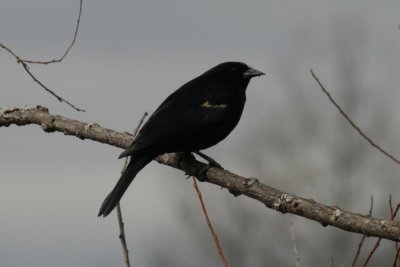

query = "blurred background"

[1,0,400,266]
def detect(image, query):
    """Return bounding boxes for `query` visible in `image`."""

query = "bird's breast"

[182,97,245,150]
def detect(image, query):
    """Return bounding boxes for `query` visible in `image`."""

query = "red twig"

[310,69,400,165]
[390,196,400,267]
[361,198,400,267]
[393,246,400,267]
[389,201,400,227]
[351,195,374,267]
[362,239,381,267]
[192,177,229,267]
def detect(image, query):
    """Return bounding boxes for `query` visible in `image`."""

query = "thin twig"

[390,195,395,217]
[21,62,85,111]
[116,204,131,267]
[362,198,400,267]
[132,112,148,136]
[390,196,400,267]
[310,69,400,165]
[23,0,83,64]
[393,246,400,267]
[116,148,131,267]
[361,235,381,267]
[0,43,23,61]
[351,195,374,267]
[289,216,300,267]
[116,111,148,267]
[0,0,84,112]
[0,0,81,65]
[192,177,229,267]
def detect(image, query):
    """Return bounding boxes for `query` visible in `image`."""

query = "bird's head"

[208,62,265,80]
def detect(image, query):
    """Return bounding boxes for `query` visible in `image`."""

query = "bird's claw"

[196,160,224,181]
[206,158,223,169]
[193,151,224,169]
[229,189,242,197]
[178,152,196,169]
[196,165,209,182]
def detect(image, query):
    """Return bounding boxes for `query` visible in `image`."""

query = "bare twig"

[132,112,148,137]
[289,216,300,267]
[0,0,84,112]
[116,111,148,267]
[361,198,400,267]
[21,62,85,112]
[387,200,399,220]
[116,157,131,266]
[310,69,400,165]
[192,177,229,267]
[351,195,374,267]
[116,204,131,267]
[390,195,395,218]
[1,0,82,65]
[390,196,400,267]
[2,106,400,242]
[361,236,381,267]
[22,0,83,64]
[393,246,400,267]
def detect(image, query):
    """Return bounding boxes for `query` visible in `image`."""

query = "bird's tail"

[98,156,153,217]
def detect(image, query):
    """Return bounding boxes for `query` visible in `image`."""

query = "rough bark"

[1,106,399,241]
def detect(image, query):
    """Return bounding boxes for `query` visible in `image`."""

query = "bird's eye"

[231,67,236,72]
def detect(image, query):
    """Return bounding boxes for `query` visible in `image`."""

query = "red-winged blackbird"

[98,62,264,217]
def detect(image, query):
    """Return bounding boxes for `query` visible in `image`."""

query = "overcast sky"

[2,1,400,266]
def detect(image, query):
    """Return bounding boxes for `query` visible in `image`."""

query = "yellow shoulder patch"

[201,101,228,108]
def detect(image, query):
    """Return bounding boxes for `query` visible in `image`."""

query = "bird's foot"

[179,152,222,181]
[194,151,224,169]
[206,158,223,169]
[197,165,210,182]
[178,152,196,169]
[178,152,196,175]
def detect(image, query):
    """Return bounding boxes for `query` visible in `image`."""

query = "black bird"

[98,62,264,217]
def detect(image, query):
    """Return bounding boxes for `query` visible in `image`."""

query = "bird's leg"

[178,152,196,169]
[178,151,222,182]
[178,152,205,180]
[194,151,223,169]
[195,151,224,182]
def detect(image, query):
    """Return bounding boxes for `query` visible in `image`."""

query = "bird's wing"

[181,101,230,130]
[119,81,232,158]
[118,100,182,158]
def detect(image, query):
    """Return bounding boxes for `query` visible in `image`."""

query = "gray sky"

[2,1,400,266]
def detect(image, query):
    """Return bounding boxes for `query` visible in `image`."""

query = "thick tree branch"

[1,106,400,242]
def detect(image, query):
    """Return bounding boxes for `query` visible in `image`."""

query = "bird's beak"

[243,67,265,78]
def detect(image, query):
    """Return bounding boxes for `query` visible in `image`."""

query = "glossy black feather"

[98,62,264,217]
